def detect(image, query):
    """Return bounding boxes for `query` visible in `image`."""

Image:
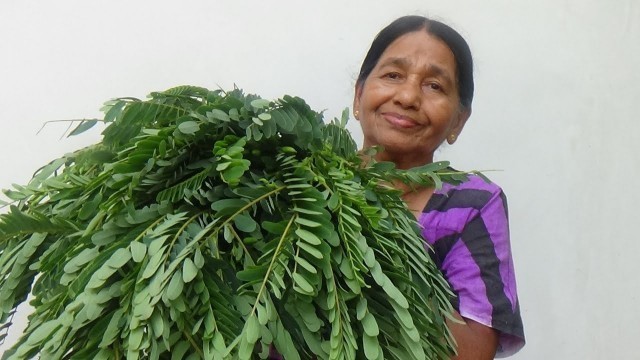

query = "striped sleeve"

[419,176,525,357]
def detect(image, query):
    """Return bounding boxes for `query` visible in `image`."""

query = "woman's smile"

[381,111,420,129]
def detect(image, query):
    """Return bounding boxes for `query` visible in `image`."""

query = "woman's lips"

[382,112,419,128]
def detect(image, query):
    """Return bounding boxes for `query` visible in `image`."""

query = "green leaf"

[371,161,396,172]
[63,247,99,274]
[222,164,247,183]
[234,214,257,233]
[157,168,211,203]
[0,206,75,240]
[128,327,144,352]
[246,315,261,344]
[294,256,317,274]
[150,310,164,338]
[272,320,301,360]
[356,297,367,320]
[250,99,270,109]
[296,241,323,260]
[261,221,286,234]
[166,270,184,301]
[207,109,230,122]
[292,272,314,294]
[78,193,103,220]
[68,119,99,136]
[23,319,60,347]
[178,120,200,135]
[236,264,268,282]
[171,341,190,360]
[363,333,381,360]
[106,248,131,269]
[327,192,339,210]
[361,312,379,336]
[31,157,66,184]
[216,161,231,171]
[257,113,271,121]
[295,228,321,245]
[182,258,198,283]
[193,248,205,269]
[130,241,147,263]
[141,245,167,280]
[211,198,247,215]
[271,108,296,131]
[101,99,127,123]
[294,217,321,228]
[99,309,124,347]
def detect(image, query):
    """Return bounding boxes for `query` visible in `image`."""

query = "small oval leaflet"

[207,109,230,122]
[295,228,321,245]
[130,241,147,263]
[292,273,314,294]
[166,270,184,301]
[361,312,379,337]
[182,258,198,283]
[294,256,317,274]
[250,98,270,109]
[234,214,257,233]
[245,315,261,343]
[177,121,200,135]
[363,333,381,360]
[106,248,132,269]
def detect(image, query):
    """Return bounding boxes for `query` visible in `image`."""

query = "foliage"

[0,86,471,359]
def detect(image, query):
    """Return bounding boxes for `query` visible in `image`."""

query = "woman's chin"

[380,141,424,155]
[375,147,432,167]
[363,136,434,162]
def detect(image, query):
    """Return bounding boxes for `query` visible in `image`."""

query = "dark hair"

[356,15,474,109]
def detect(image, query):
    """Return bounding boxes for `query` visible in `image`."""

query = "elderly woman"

[352,16,525,358]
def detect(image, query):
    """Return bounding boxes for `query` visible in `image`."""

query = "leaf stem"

[133,215,168,243]
[291,240,301,278]
[183,330,205,359]
[217,185,285,231]
[36,118,105,135]
[249,214,296,317]
[163,212,203,263]
[224,213,296,358]
[201,185,285,265]
[228,225,255,266]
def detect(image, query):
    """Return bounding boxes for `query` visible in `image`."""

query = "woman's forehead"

[376,32,457,76]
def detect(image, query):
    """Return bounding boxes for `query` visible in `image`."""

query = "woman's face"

[354,30,470,168]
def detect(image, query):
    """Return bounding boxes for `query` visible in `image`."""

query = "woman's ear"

[353,83,363,120]
[448,106,472,144]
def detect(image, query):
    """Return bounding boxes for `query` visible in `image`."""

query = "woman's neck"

[400,183,435,218]
[359,150,435,216]
[369,150,433,170]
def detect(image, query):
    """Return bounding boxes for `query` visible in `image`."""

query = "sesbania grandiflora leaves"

[0,86,470,360]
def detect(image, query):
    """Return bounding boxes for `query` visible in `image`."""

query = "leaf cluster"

[0,86,469,359]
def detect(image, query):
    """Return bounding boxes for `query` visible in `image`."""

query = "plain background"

[1,1,639,358]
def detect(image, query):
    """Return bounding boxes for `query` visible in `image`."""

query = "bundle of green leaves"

[0,86,469,360]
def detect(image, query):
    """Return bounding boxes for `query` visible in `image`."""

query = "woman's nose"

[393,80,420,109]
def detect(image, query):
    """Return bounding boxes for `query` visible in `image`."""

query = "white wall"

[1,1,638,358]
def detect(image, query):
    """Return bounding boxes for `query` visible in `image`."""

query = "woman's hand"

[447,311,499,360]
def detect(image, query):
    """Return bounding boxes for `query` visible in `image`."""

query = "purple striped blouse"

[419,175,525,357]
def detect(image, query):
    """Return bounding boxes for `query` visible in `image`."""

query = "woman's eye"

[425,82,442,91]
[383,72,402,80]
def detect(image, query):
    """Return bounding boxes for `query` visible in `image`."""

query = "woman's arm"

[448,311,498,360]
[420,177,525,358]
